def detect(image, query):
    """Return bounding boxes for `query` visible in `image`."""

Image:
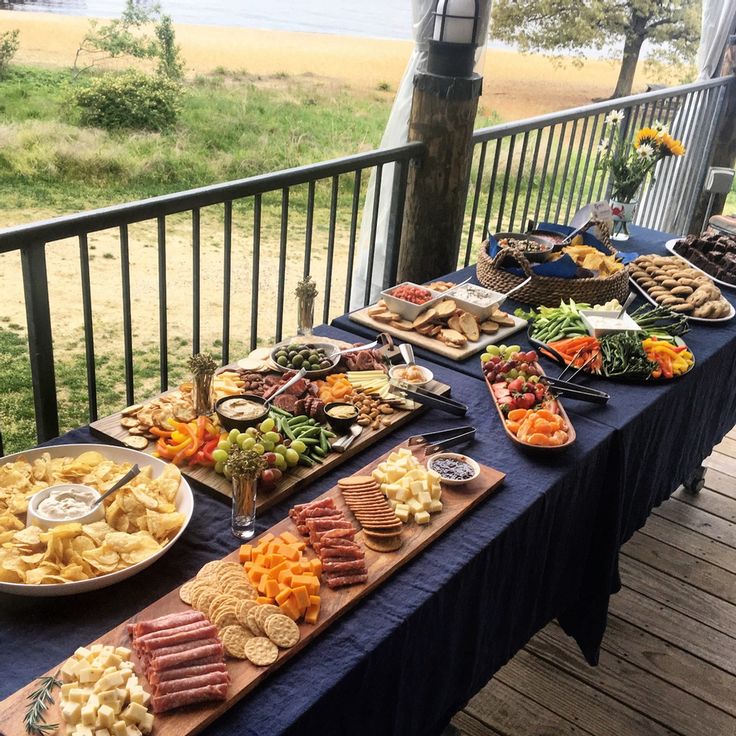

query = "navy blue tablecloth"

[3,225,736,736]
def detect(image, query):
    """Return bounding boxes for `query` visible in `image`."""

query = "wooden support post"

[688,35,736,234]
[397,72,482,284]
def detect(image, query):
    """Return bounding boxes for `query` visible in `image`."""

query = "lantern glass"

[432,0,480,46]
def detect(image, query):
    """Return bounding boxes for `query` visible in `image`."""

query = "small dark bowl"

[494,231,552,262]
[324,402,359,435]
[215,394,269,431]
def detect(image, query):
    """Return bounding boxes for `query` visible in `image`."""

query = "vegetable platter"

[520,299,696,382]
[91,340,451,508]
[480,344,576,451]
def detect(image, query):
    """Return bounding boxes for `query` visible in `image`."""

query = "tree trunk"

[613,32,645,98]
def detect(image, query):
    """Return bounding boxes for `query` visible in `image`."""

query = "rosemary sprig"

[225,448,267,480]
[187,352,217,376]
[24,671,61,736]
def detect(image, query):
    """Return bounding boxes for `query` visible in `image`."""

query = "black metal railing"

[0,143,425,445]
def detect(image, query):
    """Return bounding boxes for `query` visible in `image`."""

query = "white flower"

[637,143,655,159]
[605,110,625,126]
[597,139,610,155]
[652,120,668,136]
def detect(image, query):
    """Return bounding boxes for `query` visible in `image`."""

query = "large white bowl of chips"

[0,444,194,597]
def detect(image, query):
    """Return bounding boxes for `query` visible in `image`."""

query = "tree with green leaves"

[491,0,701,98]
[0,29,20,78]
[73,0,183,80]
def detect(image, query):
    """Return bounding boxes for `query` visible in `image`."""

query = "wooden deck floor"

[450,431,736,736]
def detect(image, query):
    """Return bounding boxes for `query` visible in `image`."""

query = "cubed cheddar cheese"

[238,544,253,563]
[414,510,431,524]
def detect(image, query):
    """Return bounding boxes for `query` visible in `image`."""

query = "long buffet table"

[2,226,736,736]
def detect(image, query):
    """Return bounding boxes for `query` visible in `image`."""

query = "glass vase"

[192,370,215,416]
[297,293,315,336]
[231,475,258,540]
[609,198,638,241]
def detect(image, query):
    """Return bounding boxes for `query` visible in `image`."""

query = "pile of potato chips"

[0,450,186,585]
[560,245,624,276]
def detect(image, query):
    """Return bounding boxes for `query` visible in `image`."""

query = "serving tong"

[387,383,468,416]
[407,426,476,456]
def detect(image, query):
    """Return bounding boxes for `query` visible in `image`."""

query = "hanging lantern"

[427,0,481,78]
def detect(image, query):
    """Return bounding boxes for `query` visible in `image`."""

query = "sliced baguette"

[458,311,480,341]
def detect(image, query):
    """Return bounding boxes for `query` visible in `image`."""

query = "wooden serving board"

[349,307,527,360]
[0,442,504,736]
[90,378,450,510]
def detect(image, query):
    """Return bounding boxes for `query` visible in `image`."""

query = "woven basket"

[476,227,630,307]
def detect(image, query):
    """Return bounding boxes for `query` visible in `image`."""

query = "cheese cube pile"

[59,644,153,736]
[371,448,443,525]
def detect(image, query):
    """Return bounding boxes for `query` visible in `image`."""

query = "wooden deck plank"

[619,556,736,637]
[450,711,504,736]
[598,616,736,718]
[621,532,736,604]
[463,677,594,736]
[704,468,736,500]
[495,650,681,736]
[652,497,736,547]
[703,451,736,479]
[609,584,736,675]
[672,487,736,523]
[527,626,736,736]
[636,514,736,573]
[714,436,736,460]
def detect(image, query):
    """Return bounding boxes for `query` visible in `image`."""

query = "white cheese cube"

[430,484,442,500]
[97,704,116,729]
[429,499,443,513]
[427,468,441,483]
[61,682,78,697]
[409,480,426,496]
[90,644,104,653]
[121,702,148,725]
[138,712,154,735]
[383,483,401,500]
[414,510,431,525]
[79,667,104,684]
[387,499,397,510]
[95,730,111,736]
[111,721,128,736]
[385,468,403,483]
[407,498,424,514]
[418,491,432,509]
[394,505,410,523]
[61,657,82,682]
[73,727,94,736]
[398,447,413,457]
[75,647,93,661]
[69,687,91,703]
[114,647,132,660]
[96,672,125,692]
[387,452,401,463]
[394,486,411,503]
[62,700,82,725]
[80,703,97,727]
[98,690,120,709]
[103,666,117,676]
[125,726,143,736]
[87,693,100,711]
[98,651,122,669]
[371,470,386,483]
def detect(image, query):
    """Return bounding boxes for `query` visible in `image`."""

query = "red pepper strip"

[657,352,673,379]
[172,441,194,465]
[150,427,173,438]
[195,415,207,444]
[670,345,687,353]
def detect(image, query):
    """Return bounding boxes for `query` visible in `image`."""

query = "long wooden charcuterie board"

[0,441,504,736]
[349,307,527,360]
[90,378,450,510]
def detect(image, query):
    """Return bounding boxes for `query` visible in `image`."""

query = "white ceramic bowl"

[427,452,481,486]
[0,444,193,597]
[388,364,434,388]
[442,283,506,321]
[380,282,442,321]
[27,484,105,530]
[580,309,641,338]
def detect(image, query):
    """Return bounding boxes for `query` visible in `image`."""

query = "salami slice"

[148,637,220,660]
[292,497,335,514]
[151,682,229,713]
[154,671,229,696]
[322,560,366,575]
[149,661,227,685]
[320,528,357,540]
[150,642,224,671]
[306,518,355,532]
[320,546,364,560]
[142,625,219,652]
[132,611,206,637]
[136,620,212,646]
[302,507,344,519]
[324,572,368,589]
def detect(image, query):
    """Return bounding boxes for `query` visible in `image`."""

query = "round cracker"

[264,614,300,649]
[338,476,374,486]
[213,607,239,630]
[246,605,263,635]
[178,579,196,605]
[198,560,226,578]
[122,435,149,450]
[220,624,254,658]
[254,604,282,632]
[243,637,279,667]
[192,587,219,614]
[236,599,258,628]
[364,534,403,552]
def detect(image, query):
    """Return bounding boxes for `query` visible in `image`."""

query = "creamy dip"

[37,486,99,520]
[449,284,500,307]
[585,316,631,330]
[219,398,266,420]
[326,404,358,419]
[391,365,429,384]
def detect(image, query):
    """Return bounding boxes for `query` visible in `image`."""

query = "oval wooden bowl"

[481,364,576,452]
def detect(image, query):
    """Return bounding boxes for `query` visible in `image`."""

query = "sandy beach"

[0,10,660,121]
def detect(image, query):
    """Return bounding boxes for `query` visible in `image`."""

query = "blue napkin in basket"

[536,222,639,264]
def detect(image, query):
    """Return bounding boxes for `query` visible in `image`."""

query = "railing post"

[688,36,736,234]
[20,244,59,443]
[382,158,410,289]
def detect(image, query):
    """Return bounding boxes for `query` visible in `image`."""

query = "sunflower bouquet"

[596,110,686,203]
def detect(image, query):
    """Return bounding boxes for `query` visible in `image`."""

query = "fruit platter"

[520,299,695,381]
[480,343,575,450]
[90,338,451,507]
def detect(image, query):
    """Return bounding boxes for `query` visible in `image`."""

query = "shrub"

[72,71,180,131]
[0,29,20,77]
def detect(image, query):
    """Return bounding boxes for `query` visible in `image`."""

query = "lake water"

[0,0,416,40]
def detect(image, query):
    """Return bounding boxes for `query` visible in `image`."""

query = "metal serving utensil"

[92,464,141,507]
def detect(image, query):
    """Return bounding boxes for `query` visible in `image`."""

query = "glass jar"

[297,292,316,336]
[231,474,258,540]
[192,370,215,416]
